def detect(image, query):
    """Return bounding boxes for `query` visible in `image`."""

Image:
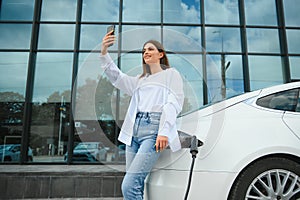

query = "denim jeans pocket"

[134,112,161,137]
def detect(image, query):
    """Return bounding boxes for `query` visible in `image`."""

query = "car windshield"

[75,143,97,150]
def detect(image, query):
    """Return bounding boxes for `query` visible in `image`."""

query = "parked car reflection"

[64,142,108,162]
[111,144,126,162]
[0,144,33,162]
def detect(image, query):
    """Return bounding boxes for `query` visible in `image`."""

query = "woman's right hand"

[101,31,115,55]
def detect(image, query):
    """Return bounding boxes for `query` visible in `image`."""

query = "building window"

[41,0,77,21]
[123,0,160,23]
[249,56,283,90]
[163,0,201,24]
[82,0,119,22]
[0,52,29,163]
[284,0,300,27]
[244,0,277,26]
[0,0,34,21]
[204,0,239,25]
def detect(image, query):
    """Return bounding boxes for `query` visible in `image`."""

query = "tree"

[0,92,25,124]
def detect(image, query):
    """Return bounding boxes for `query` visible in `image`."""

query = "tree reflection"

[0,92,24,124]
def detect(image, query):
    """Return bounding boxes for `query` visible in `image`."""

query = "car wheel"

[228,157,300,200]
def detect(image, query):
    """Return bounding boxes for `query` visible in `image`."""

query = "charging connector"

[184,135,199,200]
[190,135,199,158]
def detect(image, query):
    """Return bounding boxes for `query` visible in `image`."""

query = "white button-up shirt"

[99,53,184,152]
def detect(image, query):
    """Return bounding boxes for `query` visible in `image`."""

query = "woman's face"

[143,43,164,65]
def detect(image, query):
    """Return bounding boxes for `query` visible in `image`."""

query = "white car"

[145,82,300,200]
[64,142,107,162]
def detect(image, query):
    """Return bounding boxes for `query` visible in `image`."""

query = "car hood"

[73,150,95,154]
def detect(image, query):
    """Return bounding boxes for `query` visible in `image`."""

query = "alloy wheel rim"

[245,169,300,200]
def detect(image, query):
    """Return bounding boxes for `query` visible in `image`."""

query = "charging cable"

[184,135,199,200]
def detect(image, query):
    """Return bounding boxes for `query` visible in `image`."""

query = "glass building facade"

[0,0,299,164]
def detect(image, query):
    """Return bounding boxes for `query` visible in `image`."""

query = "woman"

[100,30,184,200]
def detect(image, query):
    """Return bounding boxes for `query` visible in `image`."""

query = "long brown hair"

[140,40,170,78]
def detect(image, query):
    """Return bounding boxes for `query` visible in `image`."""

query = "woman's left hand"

[155,136,168,152]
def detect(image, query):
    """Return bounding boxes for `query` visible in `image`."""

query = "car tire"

[228,157,300,200]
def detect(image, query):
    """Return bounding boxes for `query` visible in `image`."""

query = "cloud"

[244,0,277,25]
[247,28,280,53]
[38,24,75,49]
[205,0,239,24]
[284,0,300,26]
[40,0,77,21]
[82,0,119,22]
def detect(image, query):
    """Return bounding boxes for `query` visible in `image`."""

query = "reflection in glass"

[75,53,119,163]
[0,0,34,21]
[163,0,200,24]
[224,55,244,96]
[118,53,142,120]
[169,54,203,111]
[29,53,72,162]
[33,53,73,103]
[289,57,300,80]
[29,101,70,163]
[38,24,75,50]
[82,0,119,22]
[121,53,143,76]
[206,54,243,101]
[0,24,32,49]
[163,26,202,52]
[76,53,118,121]
[249,56,283,91]
[206,27,241,53]
[123,0,160,23]
[284,0,300,27]
[244,0,277,26]
[80,25,118,51]
[286,30,300,54]
[247,28,280,53]
[0,52,29,96]
[122,26,161,51]
[0,52,28,162]
[205,0,239,25]
[41,0,77,21]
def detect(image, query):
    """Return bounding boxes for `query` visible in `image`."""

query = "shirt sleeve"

[99,53,139,96]
[158,69,184,137]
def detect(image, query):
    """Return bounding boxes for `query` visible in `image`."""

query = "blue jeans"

[121,112,162,200]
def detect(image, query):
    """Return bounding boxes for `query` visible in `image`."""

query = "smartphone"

[107,25,115,47]
[107,25,115,35]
